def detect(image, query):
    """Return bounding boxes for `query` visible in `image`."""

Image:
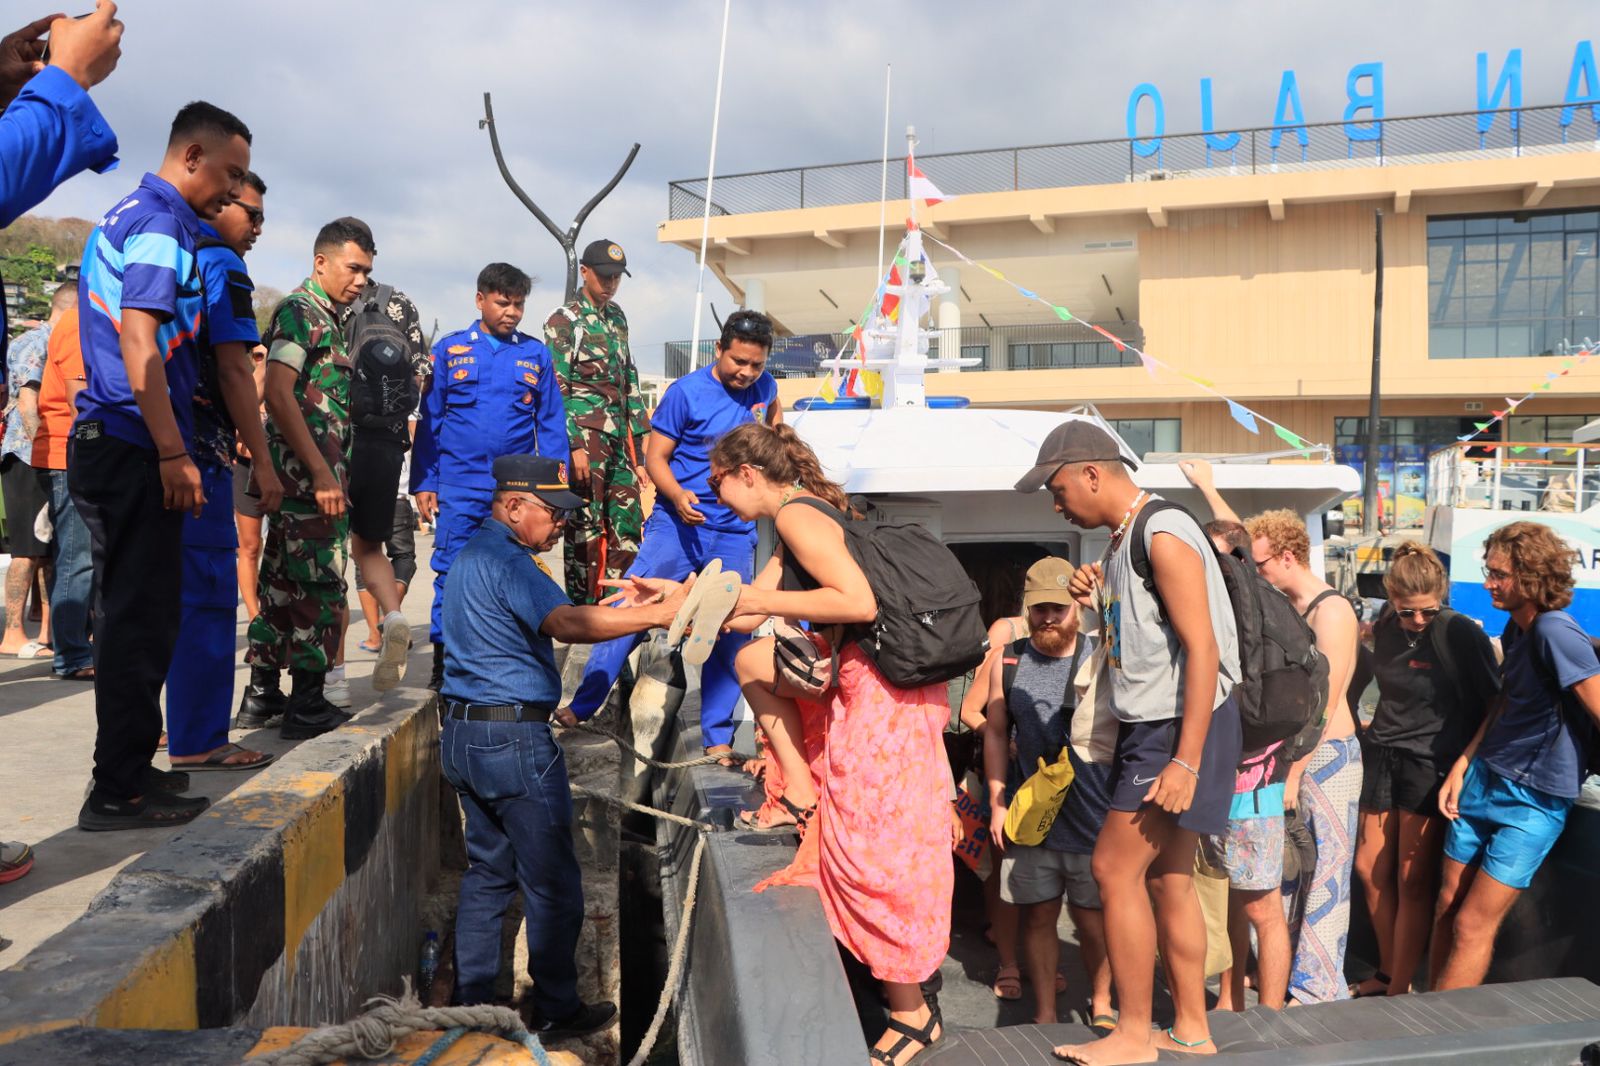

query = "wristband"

[158,452,190,463]
[1169,757,1200,778]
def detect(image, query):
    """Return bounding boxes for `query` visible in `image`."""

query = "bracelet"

[1170,757,1200,778]
[158,452,190,463]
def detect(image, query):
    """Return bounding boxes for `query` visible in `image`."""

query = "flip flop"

[15,641,51,659]
[168,742,276,772]
[1089,1012,1118,1033]
[669,561,743,666]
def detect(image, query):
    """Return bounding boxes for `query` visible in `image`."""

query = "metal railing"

[661,320,1144,379]
[667,103,1600,219]
[1427,440,1600,513]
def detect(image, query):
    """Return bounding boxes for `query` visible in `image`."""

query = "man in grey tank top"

[985,557,1114,1028]
[1016,420,1242,1065]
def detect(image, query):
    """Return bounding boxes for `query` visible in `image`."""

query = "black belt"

[443,701,553,723]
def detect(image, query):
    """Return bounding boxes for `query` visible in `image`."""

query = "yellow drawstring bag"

[1003,746,1076,846]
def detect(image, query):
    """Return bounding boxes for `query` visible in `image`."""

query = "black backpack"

[1128,499,1331,760]
[786,498,989,688]
[345,282,419,430]
[192,235,240,437]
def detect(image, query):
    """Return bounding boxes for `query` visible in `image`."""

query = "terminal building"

[656,97,1600,529]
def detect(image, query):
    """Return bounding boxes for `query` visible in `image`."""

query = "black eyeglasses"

[1395,607,1442,620]
[515,495,570,522]
[1252,556,1272,571]
[725,311,773,338]
[240,205,264,226]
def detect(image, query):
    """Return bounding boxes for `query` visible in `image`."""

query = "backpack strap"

[1426,608,1462,707]
[1302,589,1342,620]
[781,495,848,524]
[1127,497,1193,624]
[1000,636,1028,710]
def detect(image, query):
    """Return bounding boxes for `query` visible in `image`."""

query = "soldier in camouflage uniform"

[241,217,375,740]
[543,239,650,605]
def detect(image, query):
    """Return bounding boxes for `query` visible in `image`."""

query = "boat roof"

[791,404,1360,520]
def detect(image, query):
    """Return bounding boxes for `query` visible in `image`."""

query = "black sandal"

[1349,970,1391,998]
[869,1005,943,1064]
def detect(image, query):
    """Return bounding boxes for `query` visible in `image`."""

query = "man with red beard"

[984,557,1114,1028]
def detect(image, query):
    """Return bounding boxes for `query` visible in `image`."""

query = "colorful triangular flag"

[907,154,954,205]
[1227,400,1259,434]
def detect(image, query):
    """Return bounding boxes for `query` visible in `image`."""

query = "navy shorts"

[1108,693,1242,838]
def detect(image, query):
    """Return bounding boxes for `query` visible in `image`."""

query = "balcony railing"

[661,321,1145,380]
[667,103,1600,220]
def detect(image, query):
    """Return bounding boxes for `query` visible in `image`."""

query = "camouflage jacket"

[262,277,351,501]
[543,294,649,446]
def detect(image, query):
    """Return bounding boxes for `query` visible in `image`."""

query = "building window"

[1507,413,1600,442]
[1427,209,1599,359]
[1010,341,1137,370]
[1109,418,1180,458]
[1334,416,1483,528]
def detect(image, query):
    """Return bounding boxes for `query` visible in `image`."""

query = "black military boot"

[280,668,350,741]
[235,664,287,729]
[429,642,445,692]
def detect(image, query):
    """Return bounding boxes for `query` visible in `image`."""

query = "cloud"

[17,0,1587,372]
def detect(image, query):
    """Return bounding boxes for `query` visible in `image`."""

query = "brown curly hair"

[1383,541,1449,601]
[1246,509,1311,566]
[1483,521,1576,612]
[709,421,854,514]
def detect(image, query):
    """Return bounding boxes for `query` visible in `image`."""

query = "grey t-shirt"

[1098,500,1240,723]
[1010,635,1112,854]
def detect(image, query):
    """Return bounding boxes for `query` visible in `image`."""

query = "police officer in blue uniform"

[412,263,569,690]
[440,454,686,1036]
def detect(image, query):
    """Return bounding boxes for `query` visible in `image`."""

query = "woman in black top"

[1350,542,1500,996]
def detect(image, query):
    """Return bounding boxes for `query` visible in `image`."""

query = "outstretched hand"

[598,573,689,609]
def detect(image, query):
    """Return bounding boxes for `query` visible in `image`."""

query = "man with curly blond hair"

[1432,521,1600,990]
[1247,508,1361,1004]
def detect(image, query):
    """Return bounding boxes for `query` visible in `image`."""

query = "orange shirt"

[32,306,83,471]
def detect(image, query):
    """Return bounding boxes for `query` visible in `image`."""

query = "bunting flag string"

[1451,340,1597,441]
[920,231,1324,456]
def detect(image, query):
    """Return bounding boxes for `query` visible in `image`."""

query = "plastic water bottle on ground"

[419,931,441,1002]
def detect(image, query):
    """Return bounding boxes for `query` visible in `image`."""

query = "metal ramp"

[924,978,1600,1065]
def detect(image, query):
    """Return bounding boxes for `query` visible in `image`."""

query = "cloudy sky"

[22,0,1589,373]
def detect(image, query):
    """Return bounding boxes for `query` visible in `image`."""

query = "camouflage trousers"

[246,500,350,673]
[563,428,643,604]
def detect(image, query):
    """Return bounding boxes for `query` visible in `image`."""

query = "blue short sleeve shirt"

[440,518,569,706]
[650,364,777,532]
[189,222,259,470]
[1479,610,1600,800]
[76,173,204,450]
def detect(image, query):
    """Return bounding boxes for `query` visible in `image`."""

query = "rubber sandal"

[735,804,796,831]
[357,639,382,653]
[1089,1013,1118,1033]
[667,560,743,665]
[169,742,276,772]
[52,666,93,680]
[15,641,51,659]
[992,964,1022,1001]
[869,1006,944,1064]
[1348,970,1391,998]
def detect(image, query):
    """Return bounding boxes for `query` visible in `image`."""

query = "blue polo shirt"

[650,363,777,532]
[440,518,567,707]
[1479,609,1600,800]
[76,172,205,451]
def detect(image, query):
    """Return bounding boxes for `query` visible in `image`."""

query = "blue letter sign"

[1477,48,1523,138]
[1343,62,1385,143]
[1126,82,1166,159]
[1562,40,1600,132]
[1269,70,1309,156]
[1200,77,1241,152]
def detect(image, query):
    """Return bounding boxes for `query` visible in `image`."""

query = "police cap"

[493,454,583,510]
[580,238,630,278]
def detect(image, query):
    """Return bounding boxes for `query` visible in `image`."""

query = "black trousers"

[68,427,183,801]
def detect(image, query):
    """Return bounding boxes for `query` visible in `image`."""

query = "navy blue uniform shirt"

[649,363,777,532]
[440,518,568,707]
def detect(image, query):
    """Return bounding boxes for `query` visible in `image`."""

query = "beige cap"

[1021,556,1075,608]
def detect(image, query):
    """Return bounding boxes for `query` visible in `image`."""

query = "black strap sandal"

[868,1007,944,1064]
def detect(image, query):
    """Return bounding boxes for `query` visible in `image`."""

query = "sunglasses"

[515,495,570,522]
[707,470,730,496]
[725,311,773,338]
[1395,607,1441,620]
[239,205,264,226]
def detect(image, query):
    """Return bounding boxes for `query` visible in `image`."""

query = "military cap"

[493,454,583,509]
[580,238,630,278]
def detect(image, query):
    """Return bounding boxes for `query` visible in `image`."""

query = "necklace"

[1108,490,1150,548]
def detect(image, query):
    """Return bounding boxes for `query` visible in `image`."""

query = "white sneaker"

[373,611,410,692]
[325,665,352,709]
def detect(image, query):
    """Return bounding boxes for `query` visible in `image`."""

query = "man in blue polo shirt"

[72,99,255,831]
[440,453,686,1039]
[564,309,780,761]
[412,262,569,691]
[164,170,281,775]
[1432,521,1600,990]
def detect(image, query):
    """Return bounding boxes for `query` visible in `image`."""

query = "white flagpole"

[876,64,892,287]
[688,0,733,373]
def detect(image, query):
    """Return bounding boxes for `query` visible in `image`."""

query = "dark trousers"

[441,716,583,1018]
[68,428,183,801]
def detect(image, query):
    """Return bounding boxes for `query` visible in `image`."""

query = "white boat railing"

[1427,441,1600,513]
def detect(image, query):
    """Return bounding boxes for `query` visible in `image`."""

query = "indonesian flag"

[907,154,952,205]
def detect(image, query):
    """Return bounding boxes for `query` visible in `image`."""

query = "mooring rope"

[245,989,553,1066]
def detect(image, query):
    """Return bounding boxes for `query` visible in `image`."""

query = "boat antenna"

[688,0,734,372]
[478,93,639,304]
[876,64,892,287]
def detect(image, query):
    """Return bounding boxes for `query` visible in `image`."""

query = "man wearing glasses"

[1432,521,1600,990]
[543,240,650,605]
[439,453,687,1040]
[562,310,780,763]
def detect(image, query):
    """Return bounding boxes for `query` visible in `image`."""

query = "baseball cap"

[493,454,583,510]
[1021,557,1075,609]
[580,238,630,278]
[1014,420,1136,493]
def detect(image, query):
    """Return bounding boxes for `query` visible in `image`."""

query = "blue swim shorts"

[1442,760,1572,891]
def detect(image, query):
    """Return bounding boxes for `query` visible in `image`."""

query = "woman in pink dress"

[708,422,954,1066]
